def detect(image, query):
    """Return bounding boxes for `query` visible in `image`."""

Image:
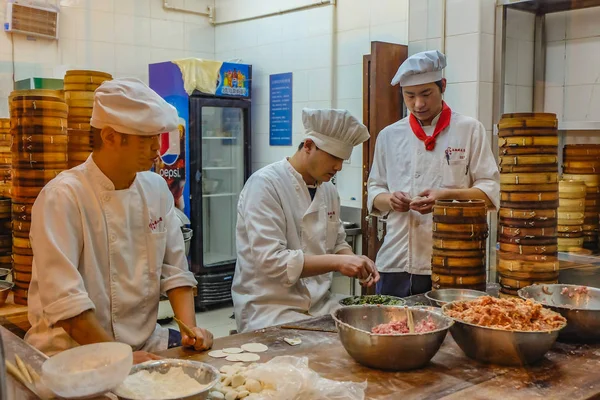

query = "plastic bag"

[244,356,367,400]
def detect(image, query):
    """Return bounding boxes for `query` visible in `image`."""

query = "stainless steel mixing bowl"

[114,359,219,400]
[332,306,453,371]
[425,288,488,307]
[518,284,600,342]
[442,301,566,366]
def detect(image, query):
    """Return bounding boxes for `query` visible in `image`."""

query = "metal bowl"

[114,359,219,400]
[425,289,488,307]
[441,301,566,366]
[518,284,600,342]
[0,267,11,281]
[332,306,453,371]
[0,281,13,306]
[338,294,405,307]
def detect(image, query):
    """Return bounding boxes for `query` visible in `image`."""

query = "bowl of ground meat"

[518,284,600,343]
[442,296,567,366]
[331,306,453,371]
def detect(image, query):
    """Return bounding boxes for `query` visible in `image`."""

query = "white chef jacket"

[25,156,197,356]
[231,159,351,333]
[367,111,500,275]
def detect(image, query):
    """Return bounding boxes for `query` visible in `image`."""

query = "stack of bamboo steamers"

[557,179,586,253]
[64,70,112,168]
[562,144,600,252]
[497,113,559,297]
[0,120,12,278]
[9,89,68,305]
[431,199,488,291]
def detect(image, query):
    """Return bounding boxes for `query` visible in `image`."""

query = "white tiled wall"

[215,0,409,207]
[504,9,535,114]
[0,0,215,117]
[544,7,600,123]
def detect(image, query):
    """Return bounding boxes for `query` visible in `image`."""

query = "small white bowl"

[42,342,133,399]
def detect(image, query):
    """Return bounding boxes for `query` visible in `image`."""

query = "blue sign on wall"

[269,72,293,146]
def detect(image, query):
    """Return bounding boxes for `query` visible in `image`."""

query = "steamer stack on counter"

[557,180,586,253]
[0,198,11,274]
[562,144,600,252]
[431,199,488,292]
[497,113,559,297]
[63,70,112,168]
[9,90,68,305]
[0,118,11,198]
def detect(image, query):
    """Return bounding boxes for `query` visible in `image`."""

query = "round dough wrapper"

[209,350,228,358]
[240,343,268,353]
[225,354,241,362]
[223,347,244,354]
[236,353,261,362]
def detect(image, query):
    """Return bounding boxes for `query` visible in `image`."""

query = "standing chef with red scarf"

[367,50,500,298]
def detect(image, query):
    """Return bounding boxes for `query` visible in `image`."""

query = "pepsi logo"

[159,129,180,166]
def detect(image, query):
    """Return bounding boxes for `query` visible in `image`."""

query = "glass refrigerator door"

[201,106,245,267]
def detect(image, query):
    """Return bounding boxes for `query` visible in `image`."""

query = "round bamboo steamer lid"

[0,156,11,166]
[499,272,559,285]
[557,209,585,220]
[501,112,558,120]
[431,266,485,276]
[11,186,43,198]
[499,136,559,147]
[497,258,558,273]
[13,246,32,256]
[64,75,109,86]
[434,199,487,208]
[563,167,600,174]
[431,255,485,268]
[498,225,556,237]
[499,200,559,210]
[559,180,587,199]
[13,269,31,283]
[498,208,557,219]
[558,217,585,226]
[66,99,94,108]
[498,119,557,130]
[14,280,32,291]
[499,146,558,156]
[65,69,113,79]
[0,186,10,199]
[12,237,30,249]
[11,116,67,129]
[557,224,583,233]
[558,236,585,247]
[498,128,559,138]
[68,107,93,118]
[557,232,583,239]
[498,235,557,246]
[11,212,30,223]
[12,125,68,135]
[499,217,557,228]
[500,172,558,185]
[432,231,488,241]
[562,173,600,187]
[431,248,485,258]
[431,273,486,287]
[564,145,600,158]
[434,282,487,291]
[500,191,558,202]
[433,238,486,251]
[498,243,557,255]
[69,152,91,161]
[12,142,67,154]
[9,99,68,111]
[499,155,557,166]
[432,222,488,234]
[12,254,32,265]
[499,164,558,173]
[67,122,92,130]
[64,91,95,101]
[14,152,67,164]
[11,109,69,119]
[12,230,30,239]
[432,206,487,219]
[9,90,64,102]
[64,83,102,92]
[12,134,69,146]
[501,183,558,192]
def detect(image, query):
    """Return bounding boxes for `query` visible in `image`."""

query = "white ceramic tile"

[59,38,82,66]
[336,165,363,204]
[292,70,310,102]
[426,38,442,51]
[506,9,535,41]
[426,0,443,38]
[545,41,566,87]
[184,23,215,53]
[369,21,409,45]
[543,86,564,120]
[292,101,310,133]
[253,74,270,106]
[408,40,427,56]
[89,10,115,43]
[516,85,533,113]
[516,39,534,87]
[336,28,370,66]
[446,0,480,36]
[235,20,259,49]
[445,34,479,83]
[215,50,237,62]
[408,0,427,41]
[444,82,478,119]
[337,98,363,124]
[504,37,518,86]
[116,0,151,17]
[115,14,152,46]
[183,0,212,16]
[307,7,334,37]
[565,37,600,86]
[150,47,186,63]
[115,44,151,75]
[215,24,238,53]
[251,132,269,163]
[564,85,593,122]
[478,82,493,130]
[479,0,495,35]
[36,41,60,66]
[236,44,283,76]
[309,68,332,101]
[255,15,283,45]
[589,85,600,122]
[89,0,114,13]
[58,6,85,40]
[151,19,184,50]
[253,104,270,134]
[503,84,517,114]
[150,0,184,21]
[335,64,362,100]
[306,35,334,69]
[336,0,370,32]
[85,41,115,75]
[566,7,600,40]
[545,11,566,42]
[279,11,310,41]
[479,33,494,83]
[370,0,409,26]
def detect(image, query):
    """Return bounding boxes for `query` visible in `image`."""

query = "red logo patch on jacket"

[149,217,163,231]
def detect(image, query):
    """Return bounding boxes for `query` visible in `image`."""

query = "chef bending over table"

[24,78,213,364]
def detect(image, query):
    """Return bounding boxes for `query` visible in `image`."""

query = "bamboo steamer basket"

[498,225,556,238]
[433,238,486,251]
[13,245,32,256]
[498,113,558,130]
[499,164,558,173]
[498,235,557,246]
[557,232,583,238]
[68,107,94,118]
[498,243,558,255]
[65,69,113,79]
[558,225,583,233]
[499,275,558,289]
[557,237,585,252]
[562,173,600,187]
[63,75,110,85]
[499,146,558,156]
[432,222,488,235]
[0,254,12,265]
[497,258,558,273]
[501,183,558,193]
[64,83,103,92]
[500,191,558,202]
[431,255,485,268]
[68,122,92,131]
[559,180,587,199]
[431,248,485,258]
[498,128,559,138]
[564,144,600,158]
[499,217,557,228]
[64,90,95,101]
[432,266,485,277]
[500,172,558,185]
[10,108,69,119]
[431,273,486,290]
[12,142,67,154]
[499,155,558,166]
[499,200,559,210]
[499,136,559,148]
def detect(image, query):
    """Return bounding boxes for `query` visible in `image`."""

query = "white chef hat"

[391,50,447,87]
[90,77,178,136]
[302,108,369,160]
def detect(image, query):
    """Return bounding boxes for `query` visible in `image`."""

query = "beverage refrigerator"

[149,61,252,309]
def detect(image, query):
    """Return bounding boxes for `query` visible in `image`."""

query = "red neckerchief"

[409,101,451,151]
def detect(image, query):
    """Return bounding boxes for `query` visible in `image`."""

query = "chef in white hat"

[367,50,499,297]
[232,108,379,333]
[26,78,213,362]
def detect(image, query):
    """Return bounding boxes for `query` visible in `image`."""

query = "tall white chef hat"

[302,108,369,160]
[91,77,178,136]
[391,50,447,87]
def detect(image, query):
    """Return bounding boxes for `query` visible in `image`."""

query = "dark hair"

[297,142,305,151]
[92,127,128,150]
[434,80,444,92]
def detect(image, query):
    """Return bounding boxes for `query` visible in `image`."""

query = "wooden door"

[362,42,408,280]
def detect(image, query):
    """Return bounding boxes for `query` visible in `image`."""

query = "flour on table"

[114,367,208,399]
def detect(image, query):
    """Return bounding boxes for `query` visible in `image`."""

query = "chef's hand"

[336,255,380,287]
[133,351,162,365]
[410,189,446,214]
[390,191,411,212]
[182,327,214,351]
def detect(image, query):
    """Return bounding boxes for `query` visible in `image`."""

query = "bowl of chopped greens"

[339,295,405,307]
